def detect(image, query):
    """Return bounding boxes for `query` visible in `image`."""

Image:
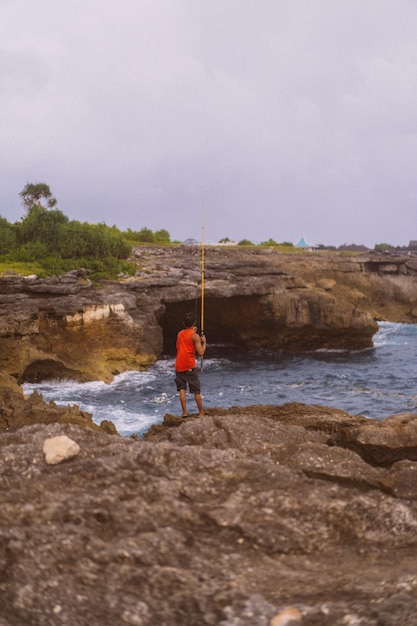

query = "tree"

[57,221,130,259]
[19,205,68,250]
[0,216,17,254]
[136,227,155,243]
[374,243,393,252]
[20,182,57,213]
[154,229,170,243]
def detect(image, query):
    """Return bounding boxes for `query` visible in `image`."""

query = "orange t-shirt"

[175,328,196,371]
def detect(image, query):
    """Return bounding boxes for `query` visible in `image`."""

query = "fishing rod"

[200,188,205,372]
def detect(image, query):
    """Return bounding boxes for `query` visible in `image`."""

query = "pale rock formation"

[43,435,80,465]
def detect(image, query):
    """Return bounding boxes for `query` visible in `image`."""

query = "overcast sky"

[1,1,417,247]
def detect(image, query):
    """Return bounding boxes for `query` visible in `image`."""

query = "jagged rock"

[0,371,23,393]
[1,248,417,383]
[0,386,117,434]
[0,394,416,625]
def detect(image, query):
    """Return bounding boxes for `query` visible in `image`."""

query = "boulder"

[43,435,80,465]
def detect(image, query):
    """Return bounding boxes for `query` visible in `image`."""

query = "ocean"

[22,322,417,437]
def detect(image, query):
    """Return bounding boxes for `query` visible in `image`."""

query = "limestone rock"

[43,435,80,465]
[270,607,302,626]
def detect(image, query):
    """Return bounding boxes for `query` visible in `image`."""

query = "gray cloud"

[1,0,417,247]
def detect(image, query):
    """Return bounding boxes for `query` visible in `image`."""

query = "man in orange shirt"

[175,312,207,417]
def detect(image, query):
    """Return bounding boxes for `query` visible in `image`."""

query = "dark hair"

[183,312,196,328]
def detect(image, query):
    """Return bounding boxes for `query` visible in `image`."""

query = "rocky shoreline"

[1,248,417,384]
[1,248,417,623]
[1,385,416,625]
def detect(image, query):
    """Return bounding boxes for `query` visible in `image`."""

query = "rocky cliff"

[1,391,416,625]
[1,248,417,383]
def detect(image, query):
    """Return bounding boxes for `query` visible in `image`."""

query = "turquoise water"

[23,322,417,437]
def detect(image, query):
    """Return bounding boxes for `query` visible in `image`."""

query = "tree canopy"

[0,182,175,279]
[20,182,57,213]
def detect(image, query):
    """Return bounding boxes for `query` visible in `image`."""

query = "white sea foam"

[373,321,412,347]
[22,322,417,435]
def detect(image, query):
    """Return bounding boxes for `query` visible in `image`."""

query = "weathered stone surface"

[1,248,417,383]
[1,394,417,625]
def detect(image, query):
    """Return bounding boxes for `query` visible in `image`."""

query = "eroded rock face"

[1,399,417,625]
[0,384,116,434]
[1,248,417,383]
[0,272,163,384]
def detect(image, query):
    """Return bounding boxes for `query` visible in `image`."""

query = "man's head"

[183,312,196,328]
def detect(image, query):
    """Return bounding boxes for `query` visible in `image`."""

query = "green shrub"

[0,189,172,281]
[0,217,17,254]
[11,241,49,262]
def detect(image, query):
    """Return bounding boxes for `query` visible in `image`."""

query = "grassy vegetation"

[0,260,47,277]
[0,192,176,280]
[0,255,138,282]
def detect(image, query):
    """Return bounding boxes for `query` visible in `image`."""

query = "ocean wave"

[22,322,417,435]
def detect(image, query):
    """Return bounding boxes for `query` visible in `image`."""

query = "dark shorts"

[175,368,201,394]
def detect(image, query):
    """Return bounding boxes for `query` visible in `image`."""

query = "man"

[175,312,206,417]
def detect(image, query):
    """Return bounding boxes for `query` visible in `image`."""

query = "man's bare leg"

[179,389,187,416]
[195,393,205,417]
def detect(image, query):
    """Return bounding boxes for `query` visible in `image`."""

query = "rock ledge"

[0,393,416,625]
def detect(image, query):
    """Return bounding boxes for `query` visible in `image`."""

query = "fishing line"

[201,188,205,335]
[200,188,205,372]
